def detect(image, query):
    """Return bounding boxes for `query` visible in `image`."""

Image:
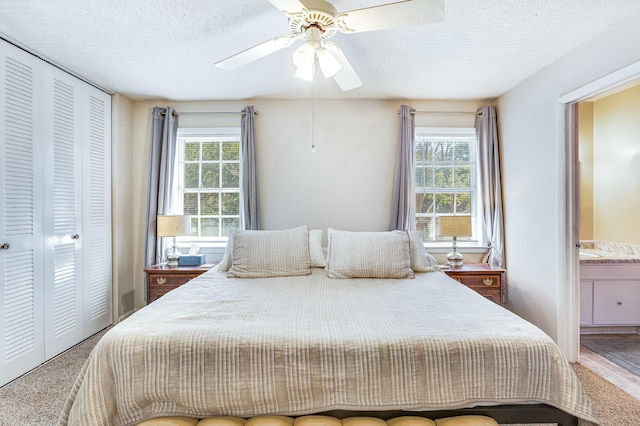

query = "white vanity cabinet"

[593,281,640,325]
[580,280,594,326]
[580,262,640,331]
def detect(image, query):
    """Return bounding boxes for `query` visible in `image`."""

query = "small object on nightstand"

[156,215,191,267]
[179,254,206,266]
[438,215,472,268]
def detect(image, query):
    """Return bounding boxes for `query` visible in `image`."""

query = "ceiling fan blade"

[324,42,362,92]
[215,35,298,70]
[335,0,445,34]
[267,0,306,15]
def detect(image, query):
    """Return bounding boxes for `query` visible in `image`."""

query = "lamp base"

[166,237,181,268]
[447,236,464,268]
[447,250,464,268]
[166,252,180,268]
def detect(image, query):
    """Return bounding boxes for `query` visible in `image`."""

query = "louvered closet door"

[82,87,112,336]
[0,41,46,385]
[42,66,84,358]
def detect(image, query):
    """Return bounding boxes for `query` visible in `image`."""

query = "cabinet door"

[82,86,112,336]
[579,280,593,326]
[0,41,46,385]
[42,66,84,358]
[593,281,640,325]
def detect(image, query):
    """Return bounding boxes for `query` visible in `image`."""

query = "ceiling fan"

[214,0,445,91]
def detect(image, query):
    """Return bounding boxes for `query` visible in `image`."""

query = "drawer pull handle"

[156,276,167,285]
[483,278,493,286]
[0,243,9,250]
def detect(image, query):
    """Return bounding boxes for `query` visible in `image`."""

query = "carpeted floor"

[572,362,640,425]
[581,334,640,377]
[1,329,640,426]
[0,328,109,426]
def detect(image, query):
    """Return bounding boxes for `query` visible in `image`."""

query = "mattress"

[57,268,599,426]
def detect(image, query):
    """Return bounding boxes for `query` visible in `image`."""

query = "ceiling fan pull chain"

[311,77,316,153]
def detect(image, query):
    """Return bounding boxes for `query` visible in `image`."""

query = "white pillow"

[216,230,235,272]
[408,230,440,272]
[227,226,311,278]
[325,229,413,279]
[309,229,326,267]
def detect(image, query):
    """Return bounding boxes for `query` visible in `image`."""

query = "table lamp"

[157,215,191,267]
[439,215,472,268]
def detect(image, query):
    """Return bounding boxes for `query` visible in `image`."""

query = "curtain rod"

[178,110,259,115]
[398,110,481,116]
[161,110,259,116]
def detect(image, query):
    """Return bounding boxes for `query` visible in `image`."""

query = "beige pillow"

[325,229,413,279]
[227,226,311,278]
[309,229,326,267]
[408,230,439,272]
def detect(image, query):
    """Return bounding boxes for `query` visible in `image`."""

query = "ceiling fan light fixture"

[316,47,342,78]
[293,42,316,81]
[295,60,315,81]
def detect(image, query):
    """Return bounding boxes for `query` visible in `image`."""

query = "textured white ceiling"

[1,0,639,100]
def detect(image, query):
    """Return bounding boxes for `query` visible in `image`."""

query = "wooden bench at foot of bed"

[137,414,499,426]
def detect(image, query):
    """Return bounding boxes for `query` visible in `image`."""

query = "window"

[414,128,480,244]
[174,128,241,240]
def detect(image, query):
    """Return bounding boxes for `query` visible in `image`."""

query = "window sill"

[424,243,489,255]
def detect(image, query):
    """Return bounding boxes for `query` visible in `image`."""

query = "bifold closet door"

[81,86,112,337]
[42,66,84,359]
[0,41,46,385]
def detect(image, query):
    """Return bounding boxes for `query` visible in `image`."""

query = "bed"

[57,227,600,426]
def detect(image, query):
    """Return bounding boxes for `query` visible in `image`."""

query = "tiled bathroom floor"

[580,343,640,400]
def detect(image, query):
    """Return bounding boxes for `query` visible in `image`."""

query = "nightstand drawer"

[147,284,182,303]
[450,274,500,288]
[144,264,212,304]
[147,273,196,287]
[443,263,506,305]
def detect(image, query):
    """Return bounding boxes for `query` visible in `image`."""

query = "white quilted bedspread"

[58,269,599,426]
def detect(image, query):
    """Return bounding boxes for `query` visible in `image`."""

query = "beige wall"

[119,99,487,311]
[578,102,594,240]
[111,93,135,319]
[591,84,640,245]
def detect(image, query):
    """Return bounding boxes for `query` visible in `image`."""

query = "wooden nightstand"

[145,263,212,304]
[443,263,506,305]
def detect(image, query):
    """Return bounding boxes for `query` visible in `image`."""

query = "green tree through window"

[176,130,241,239]
[415,129,477,242]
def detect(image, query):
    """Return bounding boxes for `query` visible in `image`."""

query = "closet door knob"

[0,243,9,250]
[72,234,80,240]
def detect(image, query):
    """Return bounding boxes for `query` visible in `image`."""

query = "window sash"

[414,127,481,244]
[174,128,241,241]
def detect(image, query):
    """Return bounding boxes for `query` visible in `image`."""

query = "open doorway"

[557,60,640,366]
[574,85,640,399]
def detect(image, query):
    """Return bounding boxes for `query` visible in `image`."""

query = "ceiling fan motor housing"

[288,0,338,39]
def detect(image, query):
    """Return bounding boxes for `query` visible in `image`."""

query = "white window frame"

[173,127,241,245]
[414,127,486,249]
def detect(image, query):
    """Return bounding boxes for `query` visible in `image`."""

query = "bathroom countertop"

[579,249,640,263]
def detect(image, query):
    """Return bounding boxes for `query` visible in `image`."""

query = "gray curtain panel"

[389,105,416,231]
[475,105,505,267]
[144,106,179,267]
[241,105,260,230]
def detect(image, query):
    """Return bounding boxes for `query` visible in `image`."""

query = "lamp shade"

[157,215,191,237]
[439,215,472,237]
